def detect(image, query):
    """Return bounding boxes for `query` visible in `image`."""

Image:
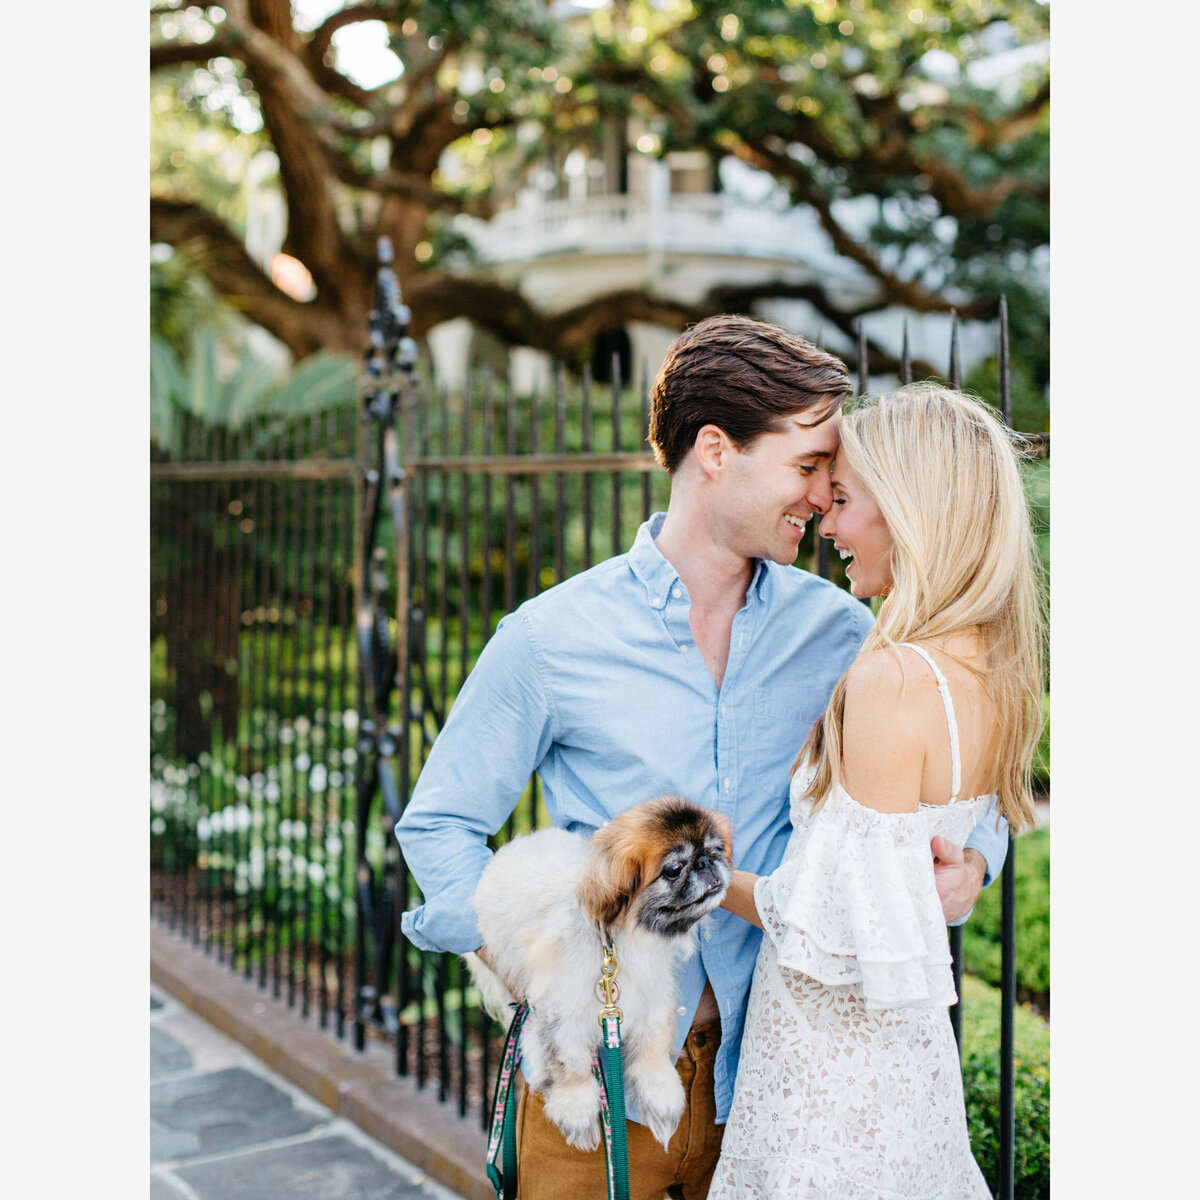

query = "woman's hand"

[720,868,764,929]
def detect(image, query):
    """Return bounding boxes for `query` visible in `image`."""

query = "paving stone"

[150,1174,192,1200]
[174,1133,434,1200]
[151,1026,194,1079]
[151,1066,327,1164]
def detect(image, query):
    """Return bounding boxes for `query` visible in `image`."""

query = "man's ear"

[692,424,734,478]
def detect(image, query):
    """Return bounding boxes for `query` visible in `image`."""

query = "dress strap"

[896,643,962,802]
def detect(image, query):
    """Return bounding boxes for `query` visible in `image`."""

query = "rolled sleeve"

[950,794,1010,927]
[395,611,555,954]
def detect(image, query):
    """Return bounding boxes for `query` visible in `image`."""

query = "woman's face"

[819,453,894,598]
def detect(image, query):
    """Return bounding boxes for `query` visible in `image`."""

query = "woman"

[709,384,1045,1199]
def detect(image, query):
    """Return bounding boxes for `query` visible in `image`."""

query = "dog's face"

[577,796,733,937]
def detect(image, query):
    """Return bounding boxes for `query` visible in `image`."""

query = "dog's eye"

[662,863,684,881]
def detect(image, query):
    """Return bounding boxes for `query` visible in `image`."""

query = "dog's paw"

[544,1079,602,1153]
[632,1068,685,1151]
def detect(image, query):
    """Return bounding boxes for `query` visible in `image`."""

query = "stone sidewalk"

[151,925,491,1200]
[151,983,473,1200]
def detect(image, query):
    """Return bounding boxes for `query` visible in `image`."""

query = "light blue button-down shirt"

[396,514,1008,1122]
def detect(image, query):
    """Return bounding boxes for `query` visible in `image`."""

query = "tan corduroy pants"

[514,1021,725,1200]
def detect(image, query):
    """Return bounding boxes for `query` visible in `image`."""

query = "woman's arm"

[720,868,764,929]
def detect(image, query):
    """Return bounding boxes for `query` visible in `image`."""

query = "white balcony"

[456,192,863,281]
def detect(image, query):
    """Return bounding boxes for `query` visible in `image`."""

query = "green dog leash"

[595,929,630,1200]
[486,1001,529,1200]
[484,929,630,1200]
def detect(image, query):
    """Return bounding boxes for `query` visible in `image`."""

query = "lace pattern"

[709,771,993,1199]
[757,781,989,1010]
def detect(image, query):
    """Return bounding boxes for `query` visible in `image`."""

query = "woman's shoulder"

[843,644,939,711]
[840,651,929,813]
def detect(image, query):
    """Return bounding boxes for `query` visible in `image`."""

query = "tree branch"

[404,273,945,379]
[308,3,405,64]
[303,3,393,110]
[714,132,988,318]
[151,38,235,70]
[327,156,495,218]
[151,194,329,358]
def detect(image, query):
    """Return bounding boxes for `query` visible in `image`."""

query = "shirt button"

[703,927,713,942]
[680,645,689,654]
[723,778,731,791]
[672,586,682,599]
[720,703,726,716]
[677,1005,687,1016]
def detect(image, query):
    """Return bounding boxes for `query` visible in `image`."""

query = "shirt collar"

[628,514,772,610]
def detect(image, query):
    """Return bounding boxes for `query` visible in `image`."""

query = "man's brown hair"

[647,315,851,473]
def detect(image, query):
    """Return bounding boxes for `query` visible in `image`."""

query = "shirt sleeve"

[395,609,555,954]
[950,794,1010,927]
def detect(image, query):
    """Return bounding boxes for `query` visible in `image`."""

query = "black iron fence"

[150,404,363,1033]
[150,279,1047,1198]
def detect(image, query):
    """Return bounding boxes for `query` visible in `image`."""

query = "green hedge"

[961,975,1050,1199]
[962,826,1049,1001]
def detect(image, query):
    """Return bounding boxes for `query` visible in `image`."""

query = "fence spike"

[948,308,962,390]
[999,294,1012,426]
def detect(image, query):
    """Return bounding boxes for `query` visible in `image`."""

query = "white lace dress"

[710,645,992,1200]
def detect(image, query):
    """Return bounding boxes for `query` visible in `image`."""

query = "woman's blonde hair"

[797,383,1046,832]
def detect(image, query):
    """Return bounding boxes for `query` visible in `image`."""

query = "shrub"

[962,826,1049,1003]
[961,975,1050,1200]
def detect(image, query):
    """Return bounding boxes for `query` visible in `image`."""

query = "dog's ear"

[714,812,734,865]
[577,826,642,928]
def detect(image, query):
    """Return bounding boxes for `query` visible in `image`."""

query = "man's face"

[718,408,841,566]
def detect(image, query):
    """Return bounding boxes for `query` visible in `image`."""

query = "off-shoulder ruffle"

[755,784,988,1010]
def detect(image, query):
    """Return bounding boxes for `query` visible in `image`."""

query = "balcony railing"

[457,192,861,276]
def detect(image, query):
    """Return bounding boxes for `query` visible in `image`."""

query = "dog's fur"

[465,796,733,1151]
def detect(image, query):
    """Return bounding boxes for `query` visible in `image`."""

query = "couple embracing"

[397,315,1043,1199]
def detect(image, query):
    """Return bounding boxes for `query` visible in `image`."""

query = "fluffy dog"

[465,796,733,1152]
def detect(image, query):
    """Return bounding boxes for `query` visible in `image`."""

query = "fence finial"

[998,295,1012,426]
[948,308,962,390]
[856,320,868,397]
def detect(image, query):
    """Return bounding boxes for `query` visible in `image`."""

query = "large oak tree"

[150,0,1049,379]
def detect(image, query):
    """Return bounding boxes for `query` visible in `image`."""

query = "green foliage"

[966,356,1049,435]
[961,975,1050,1200]
[1022,459,1049,587]
[151,332,358,453]
[151,1,1049,395]
[151,244,239,362]
[610,0,1051,389]
[962,827,1049,1000]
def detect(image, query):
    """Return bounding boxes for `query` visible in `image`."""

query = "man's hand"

[931,837,987,924]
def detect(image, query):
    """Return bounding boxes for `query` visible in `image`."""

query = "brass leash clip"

[596,931,623,1026]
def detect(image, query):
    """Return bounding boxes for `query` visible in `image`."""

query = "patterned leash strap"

[592,1012,630,1200]
[486,1002,529,1200]
[594,927,630,1200]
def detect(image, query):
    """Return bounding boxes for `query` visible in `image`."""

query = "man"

[396,315,1004,1199]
